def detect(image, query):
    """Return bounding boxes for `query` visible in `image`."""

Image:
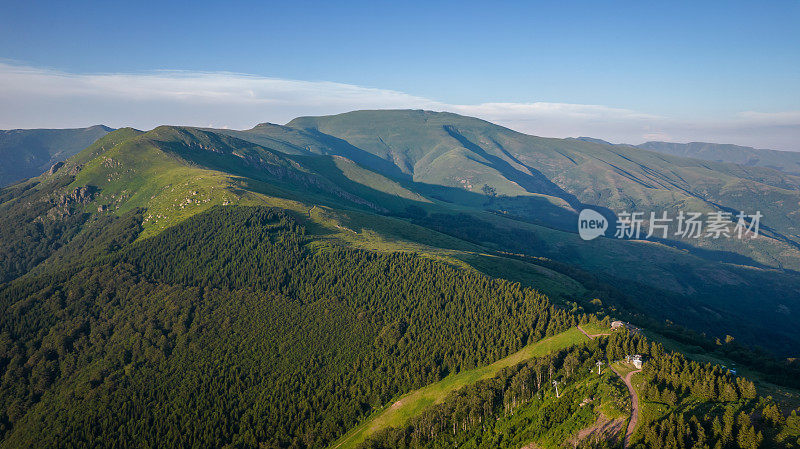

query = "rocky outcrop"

[56,185,98,207]
[48,162,64,175]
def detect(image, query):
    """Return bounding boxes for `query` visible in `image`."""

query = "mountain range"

[3,111,800,353]
[1,110,800,448]
[637,141,800,174]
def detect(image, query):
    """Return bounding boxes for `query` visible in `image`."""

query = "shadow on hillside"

[202,149,800,356]
[301,128,413,181]
[443,125,582,207]
[654,238,773,268]
[170,129,786,278]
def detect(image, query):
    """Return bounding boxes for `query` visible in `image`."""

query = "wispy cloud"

[1,62,798,150]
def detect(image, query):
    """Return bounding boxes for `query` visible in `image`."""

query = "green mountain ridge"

[213,111,800,354]
[6,111,798,355]
[237,111,800,254]
[577,138,800,175]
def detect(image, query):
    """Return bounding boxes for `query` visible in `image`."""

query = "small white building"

[611,320,625,330]
[631,354,643,369]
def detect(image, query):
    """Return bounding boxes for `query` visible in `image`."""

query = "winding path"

[612,366,642,449]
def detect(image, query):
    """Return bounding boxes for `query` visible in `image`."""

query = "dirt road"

[612,367,642,449]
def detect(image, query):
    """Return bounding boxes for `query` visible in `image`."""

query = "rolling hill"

[232,111,800,260]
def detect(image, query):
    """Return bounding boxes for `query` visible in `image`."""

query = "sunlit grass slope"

[330,327,589,449]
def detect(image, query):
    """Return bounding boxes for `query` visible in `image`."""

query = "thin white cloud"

[0,63,432,106]
[0,62,798,151]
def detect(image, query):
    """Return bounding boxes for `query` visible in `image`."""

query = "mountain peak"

[250,122,283,130]
[285,109,490,129]
[88,124,115,132]
[575,136,615,146]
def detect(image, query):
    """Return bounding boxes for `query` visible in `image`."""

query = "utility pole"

[596,360,604,375]
[553,379,560,398]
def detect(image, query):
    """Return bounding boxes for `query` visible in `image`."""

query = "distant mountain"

[243,110,800,262]
[637,140,800,174]
[0,125,113,186]
[575,136,615,145]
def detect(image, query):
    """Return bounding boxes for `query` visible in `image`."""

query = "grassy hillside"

[208,110,800,354]
[332,327,589,449]
[357,329,799,449]
[224,111,800,270]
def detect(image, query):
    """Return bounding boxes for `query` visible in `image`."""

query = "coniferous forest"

[359,330,798,449]
[0,206,578,448]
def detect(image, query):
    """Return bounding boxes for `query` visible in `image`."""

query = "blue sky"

[1,0,799,149]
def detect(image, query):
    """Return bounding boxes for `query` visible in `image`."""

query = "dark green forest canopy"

[0,206,578,448]
[6,116,800,357]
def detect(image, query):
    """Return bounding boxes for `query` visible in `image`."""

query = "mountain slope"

[3,118,800,360]
[638,141,800,174]
[2,120,800,448]
[3,205,793,449]
[235,110,800,260]
[0,206,574,448]
[48,125,436,239]
[0,125,112,186]
[207,110,800,354]
[282,110,800,229]
[333,327,589,449]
